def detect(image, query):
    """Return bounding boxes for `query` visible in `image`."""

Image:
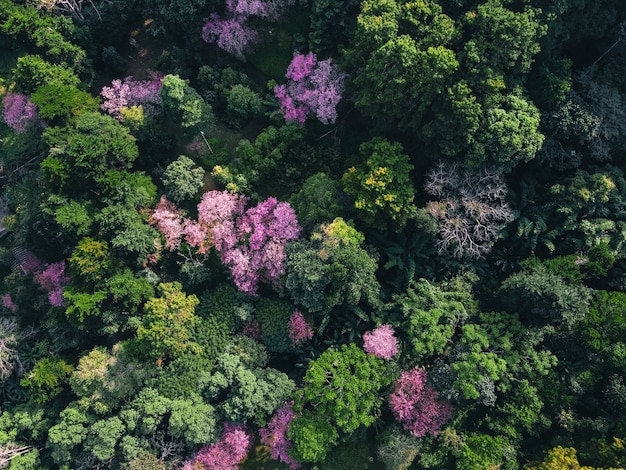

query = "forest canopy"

[1,0,626,468]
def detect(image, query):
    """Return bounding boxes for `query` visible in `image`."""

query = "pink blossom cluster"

[182,423,251,470]
[363,324,398,360]
[259,401,300,469]
[100,75,163,119]
[274,52,346,125]
[202,0,294,59]
[201,15,258,61]
[34,261,70,307]
[288,310,313,347]
[152,191,301,295]
[389,368,453,438]
[2,293,17,312]
[2,93,39,133]
[226,0,294,19]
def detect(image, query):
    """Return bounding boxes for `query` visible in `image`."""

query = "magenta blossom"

[2,93,39,133]
[259,401,300,469]
[187,423,251,470]
[274,52,346,125]
[389,368,453,438]
[100,75,163,119]
[288,310,313,347]
[363,324,398,360]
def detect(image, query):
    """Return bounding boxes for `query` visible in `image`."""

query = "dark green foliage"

[498,264,592,328]
[289,172,346,233]
[285,220,381,324]
[254,296,293,353]
[41,112,138,193]
[224,84,263,129]
[193,284,245,361]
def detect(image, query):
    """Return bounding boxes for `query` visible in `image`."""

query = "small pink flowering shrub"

[363,324,398,360]
[2,93,39,133]
[274,52,346,125]
[389,368,453,438]
[288,311,313,347]
[259,401,301,469]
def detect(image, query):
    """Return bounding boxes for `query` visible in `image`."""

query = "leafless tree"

[0,318,36,381]
[33,0,111,21]
[0,443,36,468]
[425,161,514,258]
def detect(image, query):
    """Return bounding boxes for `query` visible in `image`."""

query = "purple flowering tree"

[274,52,346,125]
[201,15,258,61]
[389,368,453,438]
[202,0,295,60]
[151,196,184,250]
[259,401,301,469]
[2,93,39,133]
[363,324,398,360]
[288,310,313,347]
[33,261,70,307]
[152,190,301,295]
[182,423,251,470]
[100,76,163,120]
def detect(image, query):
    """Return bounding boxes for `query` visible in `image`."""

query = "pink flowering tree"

[259,401,301,469]
[288,311,313,347]
[389,368,453,438]
[100,75,163,120]
[33,261,70,307]
[274,52,346,125]
[363,324,398,360]
[202,0,295,60]
[2,93,39,133]
[2,293,17,313]
[183,423,251,470]
[151,196,185,250]
[202,14,258,60]
[152,191,300,295]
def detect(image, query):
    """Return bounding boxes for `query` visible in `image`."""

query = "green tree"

[289,173,346,232]
[134,282,200,363]
[162,155,205,203]
[12,54,80,94]
[160,74,215,137]
[20,357,73,404]
[284,219,381,331]
[290,343,394,462]
[202,349,295,425]
[224,84,263,129]
[30,83,99,125]
[69,345,147,415]
[342,138,417,229]
[41,112,138,193]
[391,277,474,361]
